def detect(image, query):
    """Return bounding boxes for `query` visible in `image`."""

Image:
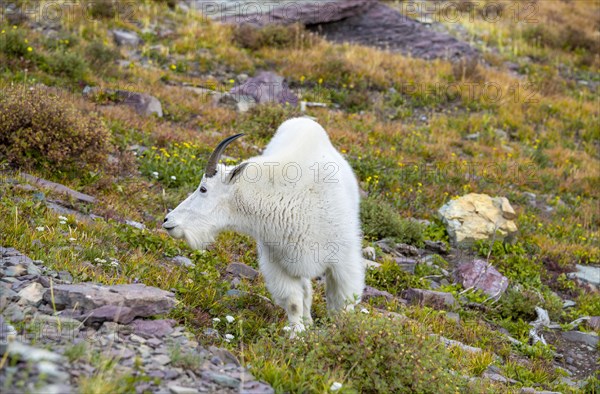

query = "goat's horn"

[204,133,245,178]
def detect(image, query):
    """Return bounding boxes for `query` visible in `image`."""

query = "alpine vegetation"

[163,118,365,334]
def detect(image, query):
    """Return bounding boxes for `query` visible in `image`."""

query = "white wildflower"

[212,318,221,323]
[282,326,292,332]
[224,334,234,342]
[170,176,177,181]
[152,172,159,178]
[59,221,66,225]
[36,226,45,232]
[58,216,68,221]
[68,237,76,242]
[360,308,369,314]
[225,315,235,323]
[330,382,343,392]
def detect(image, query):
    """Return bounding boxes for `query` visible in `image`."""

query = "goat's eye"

[200,186,207,194]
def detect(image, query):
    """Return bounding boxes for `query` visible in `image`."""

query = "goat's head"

[163,134,245,250]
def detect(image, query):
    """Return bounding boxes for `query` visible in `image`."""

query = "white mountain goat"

[163,117,365,333]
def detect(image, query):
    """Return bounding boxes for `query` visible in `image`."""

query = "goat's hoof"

[286,323,306,339]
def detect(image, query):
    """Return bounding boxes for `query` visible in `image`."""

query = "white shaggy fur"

[163,118,365,333]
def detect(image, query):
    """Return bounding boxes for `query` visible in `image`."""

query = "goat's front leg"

[260,257,306,335]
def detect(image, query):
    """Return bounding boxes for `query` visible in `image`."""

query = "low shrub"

[249,313,468,393]
[360,196,424,245]
[0,86,112,172]
[233,23,315,50]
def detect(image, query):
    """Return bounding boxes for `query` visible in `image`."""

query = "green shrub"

[0,27,29,57]
[0,86,112,172]
[239,104,302,141]
[360,196,424,245]
[249,313,468,393]
[366,260,423,295]
[233,23,315,50]
[84,41,120,71]
[85,0,117,19]
[40,50,88,81]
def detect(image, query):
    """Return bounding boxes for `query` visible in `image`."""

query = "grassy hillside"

[1,0,598,392]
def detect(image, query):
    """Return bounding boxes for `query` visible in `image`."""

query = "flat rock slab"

[20,173,96,204]
[455,259,508,297]
[226,262,259,280]
[129,319,176,338]
[562,331,599,347]
[230,71,298,107]
[44,283,176,320]
[362,285,394,302]
[195,0,477,60]
[402,288,457,310]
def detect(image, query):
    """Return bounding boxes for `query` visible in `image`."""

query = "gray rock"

[168,385,200,394]
[84,86,163,118]
[17,282,45,306]
[125,220,146,230]
[562,331,599,347]
[438,194,518,247]
[454,259,508,297]
[230,71,298,107]
[172,256,195,268]
[84,305,138,325]
[395,243,420,256]
[153,354,172,366]
[394,257,417,274]
[226,263,259,280]
[129,319,175,338]
[362,246,376,260]
[26,263,42,276]
[8,341,64,362]
[587,316,600,331]
[118,90,163,117]
[44,283,176,318]
[201,370,240,388]
[112,29,141,46]
[57,271,73,283]
[424,240,448,254]
[571,264,600,287]
[362,286,394,302]
[402,288,457,310]
[32,384,73,394]
[38,360,70,382]
[3,303,25,322]
[465,132,480,140]
[363,259,381,269]
[436,335,481,353]
[4,264,26,277]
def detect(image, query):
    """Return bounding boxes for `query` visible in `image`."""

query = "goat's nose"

[164,217,169,223]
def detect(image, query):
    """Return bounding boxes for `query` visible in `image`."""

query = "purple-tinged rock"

[455,259,508,297]
[230,71,298,107]
[128,319,175,338]
[402,288,457,310]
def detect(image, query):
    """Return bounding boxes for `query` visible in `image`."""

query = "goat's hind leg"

[325,263,364,312]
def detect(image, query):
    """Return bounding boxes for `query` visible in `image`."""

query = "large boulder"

[454,259,508,297]
[43,283,176,320]
[230,71,298,107]
[438,194,518,247]
[83,86,163,118]
[195,0,477,60]
[402,288,457,310]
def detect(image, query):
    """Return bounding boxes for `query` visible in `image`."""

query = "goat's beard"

[182,228,216,251]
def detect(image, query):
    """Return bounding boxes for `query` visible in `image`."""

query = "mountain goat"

[163,117,364,333]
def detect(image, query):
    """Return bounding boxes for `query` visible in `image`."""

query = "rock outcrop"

[438,194,518,247]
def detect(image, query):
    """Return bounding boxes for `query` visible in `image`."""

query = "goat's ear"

[228,162,249,184]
